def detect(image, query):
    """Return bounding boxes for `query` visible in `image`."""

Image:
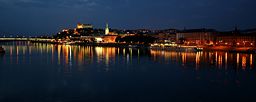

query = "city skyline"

[1,1,256,102]
[0,0,256,35]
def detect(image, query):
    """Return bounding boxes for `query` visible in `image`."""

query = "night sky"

[0,0,256,35]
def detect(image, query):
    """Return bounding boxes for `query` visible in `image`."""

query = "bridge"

[0,37,54,42]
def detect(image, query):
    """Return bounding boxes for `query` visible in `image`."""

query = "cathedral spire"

[105,23,109,35]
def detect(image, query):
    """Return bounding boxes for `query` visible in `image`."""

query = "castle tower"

[105,23,109,35]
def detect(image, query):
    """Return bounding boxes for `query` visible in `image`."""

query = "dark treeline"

[116,35,156,44]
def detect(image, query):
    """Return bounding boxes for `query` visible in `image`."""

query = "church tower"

[105,23,109,35]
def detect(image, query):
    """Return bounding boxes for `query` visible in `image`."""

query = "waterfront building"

[102,35,118,43]
[151,29,177,43]
[216,28,256,47]
[176,29,216,45]
[101,23,118,43]
[79,36,95,42]
[95,37,103,43]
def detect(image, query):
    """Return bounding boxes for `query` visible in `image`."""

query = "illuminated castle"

[77,23,93,29]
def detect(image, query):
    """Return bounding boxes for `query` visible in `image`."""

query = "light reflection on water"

[1,42,256,102]
[1,42,256,71]
[150,50,255,70]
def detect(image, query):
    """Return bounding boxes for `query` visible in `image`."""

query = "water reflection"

[151,49,256,70]
[1,42,256,71]
[2,42,256,102]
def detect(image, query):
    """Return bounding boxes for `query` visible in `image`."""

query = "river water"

[0,41,256,102]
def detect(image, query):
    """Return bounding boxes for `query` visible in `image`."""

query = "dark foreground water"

[1,41,256,102]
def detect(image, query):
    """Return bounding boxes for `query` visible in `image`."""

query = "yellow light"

[95,37,103,42]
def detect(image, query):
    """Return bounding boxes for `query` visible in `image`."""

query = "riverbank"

[29,40,256,53]
[151,45,256,53]
[203,46,256,53]
[30,40,149,48]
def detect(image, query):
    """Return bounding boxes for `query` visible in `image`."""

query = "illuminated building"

[108,32,118,35]
[95,37,103,43]
[176,29,216,45]
[215,28,256,47]
[80,36,95,42]
[102,35,118,43]
[102,23,117,43]
[77,23,93,29]
[151,29,176,43]
[75,23,94,36]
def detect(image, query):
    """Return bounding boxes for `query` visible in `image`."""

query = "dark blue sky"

[0,0,256,35]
